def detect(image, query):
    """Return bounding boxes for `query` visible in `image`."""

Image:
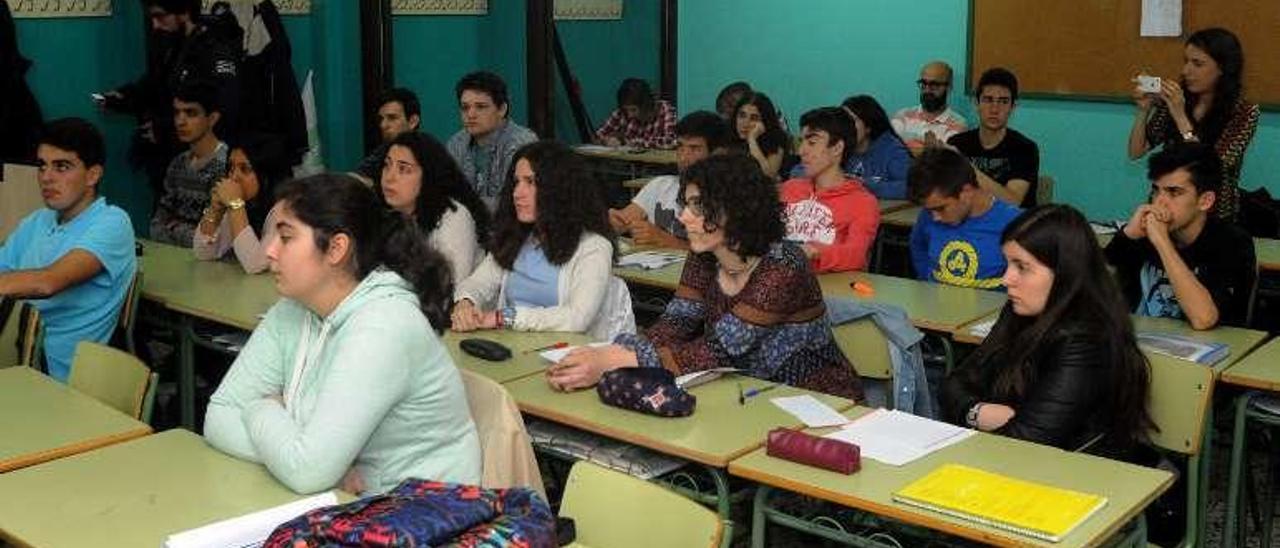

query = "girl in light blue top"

[204,173,480,495]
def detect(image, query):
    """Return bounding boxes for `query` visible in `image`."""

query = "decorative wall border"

[201,0,311,15]
[391,0,488,15]
[554,0,622,20]
[12,0,113,18]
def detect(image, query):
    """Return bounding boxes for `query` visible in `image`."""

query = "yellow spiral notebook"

[892,464,1108,542]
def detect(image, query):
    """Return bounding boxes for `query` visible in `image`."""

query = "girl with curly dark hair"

[547,155,863,402]
[451,141,634,339]
[379,131,491,282]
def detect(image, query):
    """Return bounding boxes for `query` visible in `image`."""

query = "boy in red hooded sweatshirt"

[780,106,880,272]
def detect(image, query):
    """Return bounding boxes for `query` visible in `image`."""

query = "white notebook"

[163,492,338,548]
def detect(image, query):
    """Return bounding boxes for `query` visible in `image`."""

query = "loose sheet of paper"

[616,251,685,270]
[165,492,338,548]
[771,395,850,427]
[825,409,974,466]
[540,342,611,364]
[1140,0,1181,37]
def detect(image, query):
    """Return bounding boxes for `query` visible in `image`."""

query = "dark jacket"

[234,0,307,170]
[942,321,1138,460]
[0,0,42,165]
[113,10,242,191]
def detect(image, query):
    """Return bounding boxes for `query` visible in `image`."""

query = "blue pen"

[739,383,781,405]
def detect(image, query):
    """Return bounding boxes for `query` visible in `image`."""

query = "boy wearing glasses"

[947,67,1040,207]
[891,61,968,153]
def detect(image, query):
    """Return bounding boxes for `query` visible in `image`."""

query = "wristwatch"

[965,403,984,428]
[1181,130,1198,142]
[226,198,246,210]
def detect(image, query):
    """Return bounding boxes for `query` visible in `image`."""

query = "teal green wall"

[678,0,1280,221]
[553,2,660,143]
[390,2,659,144]
[14,2,149,231]
[391,16,481,140]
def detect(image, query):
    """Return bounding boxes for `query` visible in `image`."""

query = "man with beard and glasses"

[891,61,967,154]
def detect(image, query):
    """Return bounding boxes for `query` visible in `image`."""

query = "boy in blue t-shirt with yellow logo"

[907,147,1020,289]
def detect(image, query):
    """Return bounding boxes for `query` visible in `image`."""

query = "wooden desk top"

[877,199,914,214]
[444,330,591,385]
[729,408,1174,547]
[881,206,922,228]
[820,272,1008,334]
[575,145,678,165]
[0,366,152,473]
[1221,337,1280,391]
[954,313,1270,375]
[0,429,327,548]
[506,374,853,467]
[139,240,278,330]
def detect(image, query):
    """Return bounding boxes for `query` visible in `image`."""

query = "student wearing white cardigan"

[452,141,635,340]
[378,132,491,283]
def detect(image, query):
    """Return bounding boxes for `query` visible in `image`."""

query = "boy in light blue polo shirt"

[0,118,136,381]
[907,147,1020,289]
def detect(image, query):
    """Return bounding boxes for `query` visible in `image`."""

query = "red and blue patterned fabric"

[264,480,555,548]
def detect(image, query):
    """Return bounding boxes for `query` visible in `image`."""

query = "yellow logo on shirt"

[933,240,1003,289]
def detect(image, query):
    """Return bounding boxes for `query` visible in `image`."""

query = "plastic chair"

[68,341,156,422]
[1036,175,1056,205]
[18,304,43,371]
[559,461,725,548]
[116,270,143,355]
[1145,353,1215,548]
[831,317,894,407]
[459,369,547,501]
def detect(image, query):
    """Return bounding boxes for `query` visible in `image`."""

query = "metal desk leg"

[1224,393,1251,547]
[178,316,196,430]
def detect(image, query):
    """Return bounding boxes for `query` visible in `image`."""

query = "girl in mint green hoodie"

[204,173,480,495]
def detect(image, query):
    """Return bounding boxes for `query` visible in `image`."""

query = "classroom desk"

[139,239,278,331]
[1256,238,1280,273]
[880,205,921,228]
[1220,338,1280,545]
[622,177,652,192]
[730,407,1174,548]
[0,429,341,548]
[819,272,1007,335]
[0,366,152,473]
[443,330,591,385]
[877,199,914,214]
[613,251,685,291]
[574,145,678,165]
[954,312,1269,373]
[139,240,279,429]
[507,373,853,468]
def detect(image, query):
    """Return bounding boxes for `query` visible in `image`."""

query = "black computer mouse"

[459,338,512,362]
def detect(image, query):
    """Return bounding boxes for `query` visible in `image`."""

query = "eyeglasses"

[917,79,950,89]
[978,96,1013,106]
[675,195,706,217]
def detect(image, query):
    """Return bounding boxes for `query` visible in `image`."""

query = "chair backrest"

[559,461,723,548]
[1145,354,1214,456]
[1037,175,1056,205]
[117,270,143,354]
[18,304,42,370]
[68,341,152,420]
[832,317,893,380]
[459,369,546,501]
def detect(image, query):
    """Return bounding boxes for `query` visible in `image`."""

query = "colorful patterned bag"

[263,480,555,547]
